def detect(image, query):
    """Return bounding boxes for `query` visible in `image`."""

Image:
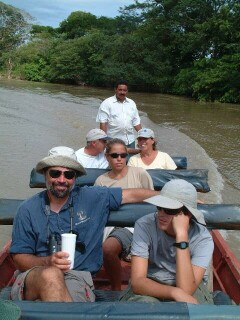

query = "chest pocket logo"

[77,211,87,221]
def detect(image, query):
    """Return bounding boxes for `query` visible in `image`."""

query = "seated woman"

[127,128,177,170]
[94,138,154,290]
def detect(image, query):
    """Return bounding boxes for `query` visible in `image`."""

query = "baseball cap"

[86,128,110,142]
[137,128,155,139]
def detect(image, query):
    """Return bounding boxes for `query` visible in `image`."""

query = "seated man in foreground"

[121,179,214,304]
[9,146,160,302]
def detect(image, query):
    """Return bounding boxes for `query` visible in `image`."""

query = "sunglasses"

[109,153,128,159]
[157,207,184,215]
[48,169,76,180]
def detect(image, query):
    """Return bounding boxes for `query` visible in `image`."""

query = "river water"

[0,79,239,258]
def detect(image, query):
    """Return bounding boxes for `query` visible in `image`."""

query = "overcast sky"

[1,0,134,27]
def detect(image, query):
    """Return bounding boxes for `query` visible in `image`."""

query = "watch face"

[174,241,189,249]
[180,242,188,249]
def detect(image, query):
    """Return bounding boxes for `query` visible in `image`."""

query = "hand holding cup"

[61,233,77,269]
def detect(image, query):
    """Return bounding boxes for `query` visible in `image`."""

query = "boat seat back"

[0,200,240,230]
[29,167,210,192]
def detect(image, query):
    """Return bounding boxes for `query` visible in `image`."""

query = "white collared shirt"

[75,147,109,169]
[96,95,141,144]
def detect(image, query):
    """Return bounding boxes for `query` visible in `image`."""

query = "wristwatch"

[173,241,189,249]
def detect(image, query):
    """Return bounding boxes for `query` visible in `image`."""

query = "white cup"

[61,233,77,269]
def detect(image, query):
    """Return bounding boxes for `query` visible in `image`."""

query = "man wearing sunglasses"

[96,80,142,154]
[9,147,160,303]
[75,128,110,169]
[121,179,214,304]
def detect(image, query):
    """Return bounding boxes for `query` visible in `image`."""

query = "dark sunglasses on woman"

[109,153,128,159]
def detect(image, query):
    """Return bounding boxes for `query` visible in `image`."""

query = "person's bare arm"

[100,122,108,133]
[173,213,206,294]
[131,256,198,303]
[127,147,141,155]
[134,124,142,132]
[12,251,71,272]
[121,188,159,204]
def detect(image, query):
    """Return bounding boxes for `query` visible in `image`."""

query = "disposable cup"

[61,233,77,269]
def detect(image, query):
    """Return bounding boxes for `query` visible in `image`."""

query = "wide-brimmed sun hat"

[144,179,205,225]
[36,146,86,176]
[137,128,155,139]
[86,128,110,142]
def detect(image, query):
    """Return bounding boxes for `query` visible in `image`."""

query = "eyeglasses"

[48,169,76,180]
[109,153,128,159]
[157,207,184,215]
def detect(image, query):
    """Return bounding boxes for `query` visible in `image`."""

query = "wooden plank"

[212,230,240,304]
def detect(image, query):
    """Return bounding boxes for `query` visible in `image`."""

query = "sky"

[1,0,134,27]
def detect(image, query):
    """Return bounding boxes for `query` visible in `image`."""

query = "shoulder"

[74,185,121,197]
[101,96,116,105]
[15,192,44,221]
[94,172,110,185]
[125,97,136,105]
[19,192,43,209]
[129,154,141,160]
[190,221,213,244]
[128,166,147,175]
[156,151,169,157]
[75,147,85,156]
[135,212,156,229]
[156,151,174,161]
[127,154,141,166]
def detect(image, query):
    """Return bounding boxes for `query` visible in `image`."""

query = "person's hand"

[172,211,190,238]
[49,251,71,271]
[172,287,198,304]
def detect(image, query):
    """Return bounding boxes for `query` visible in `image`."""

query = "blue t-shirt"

[10,186,122,274]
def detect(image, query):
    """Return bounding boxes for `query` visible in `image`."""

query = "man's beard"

[46,181,74,198]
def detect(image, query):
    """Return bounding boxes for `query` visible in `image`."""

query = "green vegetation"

[0,0,239,103]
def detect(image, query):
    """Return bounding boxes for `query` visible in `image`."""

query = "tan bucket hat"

[36,146,86,176]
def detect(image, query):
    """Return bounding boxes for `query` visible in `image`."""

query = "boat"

[0,167,240,319]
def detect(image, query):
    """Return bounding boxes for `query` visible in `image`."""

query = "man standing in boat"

[9,147,160,302]
[121,179,214,304]
[96,80,142,154]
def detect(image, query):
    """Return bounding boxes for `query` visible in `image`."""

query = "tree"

[0,1,33,77]
[0,1,32,52]
[59,11,98,39]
